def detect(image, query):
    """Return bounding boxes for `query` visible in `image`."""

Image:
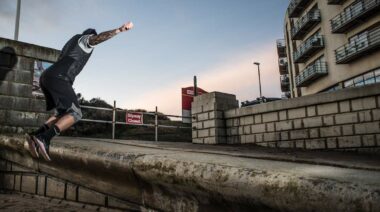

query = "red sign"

[126,112,143,125]
[181,87,208,110]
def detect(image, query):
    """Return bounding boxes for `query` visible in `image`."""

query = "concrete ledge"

[1,135,380,211]
[225,83,380,118]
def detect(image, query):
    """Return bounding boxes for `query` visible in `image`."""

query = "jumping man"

[27,22,134,161]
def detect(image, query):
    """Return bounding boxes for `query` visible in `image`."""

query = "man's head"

[82,28,97,36]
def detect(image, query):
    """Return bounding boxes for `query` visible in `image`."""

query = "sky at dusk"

[0,0,289,115]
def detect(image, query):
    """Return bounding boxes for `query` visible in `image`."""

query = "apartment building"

[277,0,380,98]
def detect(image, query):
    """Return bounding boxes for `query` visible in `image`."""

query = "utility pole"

[14,0,21,40]
[193,76,198,97]
[253,62,262,98]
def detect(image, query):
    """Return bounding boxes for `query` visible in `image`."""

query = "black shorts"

[39,73,82,121]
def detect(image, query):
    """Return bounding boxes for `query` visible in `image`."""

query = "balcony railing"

[296,60,328,87]
[328,0,347,5]
[277,39,287,57]
[279,57,288,75]
[331,0,380,33]
[280,75,290,92]
[335,26,380,64]
[291,9,321,40]
[288,0,312,18]
[294,35,324,63]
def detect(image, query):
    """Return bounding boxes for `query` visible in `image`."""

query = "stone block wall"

[192,83,380,150]
[191,92,238,144]
[0,37,60,133]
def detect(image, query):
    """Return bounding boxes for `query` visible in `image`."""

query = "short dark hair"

[82,28,97,35]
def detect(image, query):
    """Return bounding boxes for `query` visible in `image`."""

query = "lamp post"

[14,0,21,41]
[253,62,262,98]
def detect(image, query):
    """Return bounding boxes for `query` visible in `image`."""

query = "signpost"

[126,112,143,125]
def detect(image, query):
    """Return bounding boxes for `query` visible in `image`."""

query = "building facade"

[278,0,380,98]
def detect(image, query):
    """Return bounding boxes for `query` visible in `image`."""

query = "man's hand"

[119,22,134,32]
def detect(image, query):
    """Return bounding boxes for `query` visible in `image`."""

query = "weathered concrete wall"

[192,83,380,150]
[0,37,60,134]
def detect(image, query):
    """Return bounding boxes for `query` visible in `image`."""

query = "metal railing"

[328,0,347,5]
[291,9,321,40]
[331,0,380,33]
[288,0,312,18]
[296,60,328,87]
[79,101,193,142]
[335,26,380,64]
[293,34,324,63]
[277,39,287,58]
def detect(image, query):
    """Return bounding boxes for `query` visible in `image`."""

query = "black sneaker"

[33,135,51,161]
[25,133,39,158]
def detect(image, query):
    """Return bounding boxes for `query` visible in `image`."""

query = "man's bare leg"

[54,114,76,132]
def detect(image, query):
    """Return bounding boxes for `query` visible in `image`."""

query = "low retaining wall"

[0,37,60,134]
[192,83,380,150]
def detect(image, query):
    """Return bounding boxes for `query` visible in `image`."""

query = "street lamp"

[253,62,262,98]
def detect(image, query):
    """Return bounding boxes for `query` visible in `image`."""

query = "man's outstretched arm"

[89,22,134,46]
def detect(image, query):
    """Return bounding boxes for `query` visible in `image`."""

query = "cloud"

[124,42,282,115]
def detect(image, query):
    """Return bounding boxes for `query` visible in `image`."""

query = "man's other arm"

[88,22,134,46]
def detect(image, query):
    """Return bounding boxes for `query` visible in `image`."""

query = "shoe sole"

[33,136,51,161]
[25,134,39,158]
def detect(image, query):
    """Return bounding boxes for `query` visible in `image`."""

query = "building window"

[343,67,380,88]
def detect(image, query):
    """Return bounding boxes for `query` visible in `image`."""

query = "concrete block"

[66,183,77,201]
[351,97,377,111]
[37,176,45,196]
[306,139,326,150]
[15,175,21,191]
[342,125,354,136]
[279,110,287,120]
[267,142,277,148]
[338,136,362,148]
[192,138,204,144]
[358,110,372,122]
[277,141,294,148]
[233,118,240,126]
[303,116,323,128]
[293,119,303,129]
[243,116,254,125]
[209,111,223,119]
[238,126,244,135]
[251,123,266,133]
[263,132,279,142]
[327,138,337,149]
[197,112,209,121]
[204,137,217,144]
[78,187,105,206]
[309,128,319,138]
[21,175,37,194]
[29,99,46,113]
[5,110,39,127]
[323,115,335,126]
[226,136,238,144]
[354,122,380,134]
[0,95,14,109]
[372,109,380,121]
[243,125,251,134]
[198,129,209,138]
[280,131,289,140]
[230,127,239,135]
[46,177,65,199]
[226,119,233,127]
[335,112,358,125]
[376,134,380,146]
[254,114,262,124]
[192,130,198,138]
[255,142,268,147]
[362,135,376,147]
[307,106,316,117]
[2,173,14,190]
[255,133,263,143]
[320,126,341,137]
[203,119,223,128]
[288,107,306,119]
[339,101,351,113]
[192,122,202,130]
[191,105,203,114]
[317,102,338,115]
[241,134,255,143]
[275,121,293,131]
[290,129,309,140]
[0,81,32,98]
[266,122,275,132]
[295,140,305,149]
[262,112,278,123]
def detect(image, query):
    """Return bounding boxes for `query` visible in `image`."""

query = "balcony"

[328,0,347,5]
[279,57,288,75]
[335,26,380,64]
[291,10,321,40]
[293,35,324,63]
[281,75,290,92]
[296,60,328,87]
[331,0,380,33]
[288,0,312,18]
[277,39,287,57]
